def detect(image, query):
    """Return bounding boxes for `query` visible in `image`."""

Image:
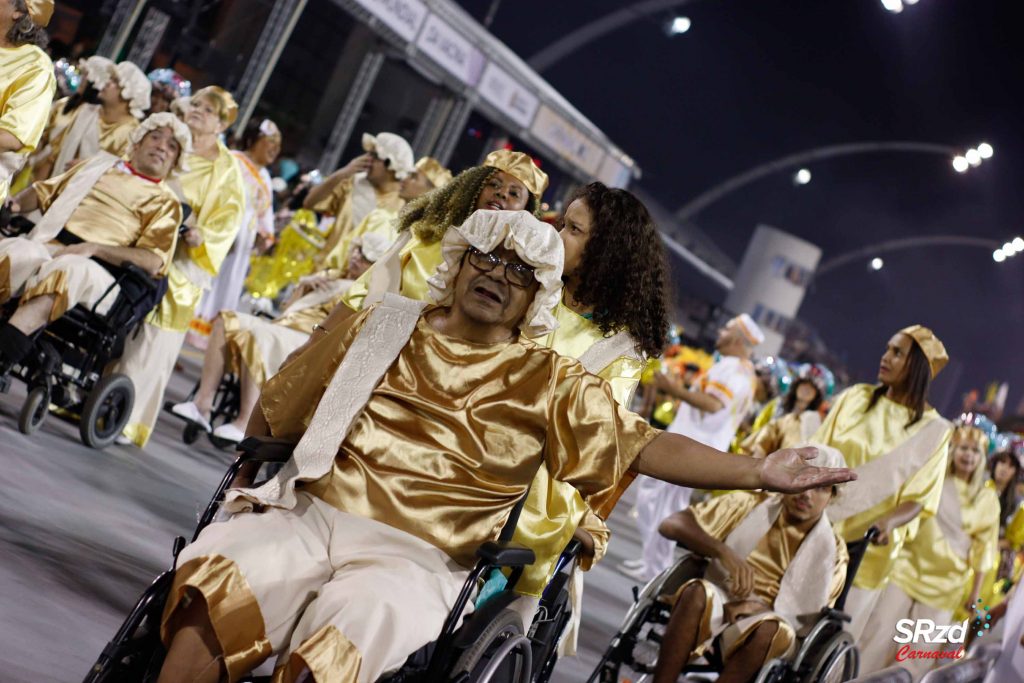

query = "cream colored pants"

[166,493,469,683]
[857,582,954,680]
[0,237,118,318]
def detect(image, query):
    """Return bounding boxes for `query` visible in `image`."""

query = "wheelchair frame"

[587,527,880,683]
[84,436,581,683]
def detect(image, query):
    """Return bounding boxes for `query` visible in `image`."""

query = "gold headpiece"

[26,0,53,27]
[484,150,549,199]
[900,324,948,378]
[415,157,452,189]
[192,86,238,126]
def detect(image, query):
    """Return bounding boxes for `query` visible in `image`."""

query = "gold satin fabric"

[326,205,400,272]
[274,624,360,683]
[891,477,1001,612]
[48,107,138,165]
[812,384,950,590]
[740,411,810,457]
[342,233,442,312]
[275,290,347,333]
[691,491,848,607]
[264,308,658,569]
[0,44,55,200]
[32,164,181,272]
[310,177,402,267]
[150,142,244,331]
[161,554,272,682]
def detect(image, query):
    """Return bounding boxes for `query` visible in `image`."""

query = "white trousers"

[0,237,118,317]
[635,475,693,580]
[857,582,953,680]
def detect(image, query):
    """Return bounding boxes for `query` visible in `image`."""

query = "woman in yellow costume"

[740,368,827,457]
[0,0,54,203]
[111,86,245,447]
[988,449,1024,604]
[859,423,1000,677]
[810,325,952,650]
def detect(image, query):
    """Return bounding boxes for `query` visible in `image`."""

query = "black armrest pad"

[476,541,535,568]
[238,436,296,463]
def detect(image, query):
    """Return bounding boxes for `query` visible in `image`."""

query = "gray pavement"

[0,350,649,683]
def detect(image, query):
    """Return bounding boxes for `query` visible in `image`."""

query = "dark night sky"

[457,0,1024,417]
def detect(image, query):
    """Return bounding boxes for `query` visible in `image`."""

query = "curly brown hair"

[398,165,541,243]
[565,182,670,358]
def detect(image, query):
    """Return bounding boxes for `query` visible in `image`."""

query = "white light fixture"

[993,249,1006,263]
[870,257,884,271]
[794,168,812,185]
[952,156,969,173]
[977,142,994,159]
[667,16,691,35]
[965,148,982,166]
[904,0,919,4]
[1003,242,1014,254]
[880,0,904,12]
[1013,236,1024,251]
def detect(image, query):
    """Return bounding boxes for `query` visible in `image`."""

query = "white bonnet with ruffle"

[113,61,152,119]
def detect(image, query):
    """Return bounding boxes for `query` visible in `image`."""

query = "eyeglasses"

[465,247,536,288]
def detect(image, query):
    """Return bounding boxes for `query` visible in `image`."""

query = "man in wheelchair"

[650,447,850,683]
[0,112,189,372]
[156,210,855,683]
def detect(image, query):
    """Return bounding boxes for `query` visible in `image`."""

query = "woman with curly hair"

[0,0,55,203]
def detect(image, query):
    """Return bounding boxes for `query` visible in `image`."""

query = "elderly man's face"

[453,245,539,332]
[130,127,181,180]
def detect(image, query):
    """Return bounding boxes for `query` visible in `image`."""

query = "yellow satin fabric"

[691,491,848,607]
[310,177,402,266]
[342,233,442,312]
[275,624,361,683]
[32,164,181,272]
[813,384,950,590]
[275,290,347,334]
[0,44,54,200]
[891,478,1001,612]
[48,107,138,165]
[325,205,400,271]
[740,411,811,457]
[264,308,657,569]
[150,142,244,331]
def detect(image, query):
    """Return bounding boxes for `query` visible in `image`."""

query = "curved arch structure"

[815,235,1001,279]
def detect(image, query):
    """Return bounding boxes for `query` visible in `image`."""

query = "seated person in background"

[169,232,390,443]
[0,113,189,371]
[740,371,826,458]
[653,447,850,683]
[156,210,854,683]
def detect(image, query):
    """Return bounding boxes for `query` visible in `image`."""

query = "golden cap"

[26,0,53,27]
[415,157,452,189]
[484,149,549,199]
[900,324,948,378]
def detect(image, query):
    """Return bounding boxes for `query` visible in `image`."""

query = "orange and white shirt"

[666,355,756,450]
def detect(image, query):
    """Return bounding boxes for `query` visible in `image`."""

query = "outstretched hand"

[760,446,856,493]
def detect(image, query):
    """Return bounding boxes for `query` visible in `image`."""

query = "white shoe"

[211,423,245,444]
[115,434,132,446]
[170,401,212,432]
[621,558,645,569]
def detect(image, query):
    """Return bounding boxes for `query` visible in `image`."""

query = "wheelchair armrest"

[237,435,296,463]
[118,261,160,291]
[819,607,851,623]
[475,541,535,568]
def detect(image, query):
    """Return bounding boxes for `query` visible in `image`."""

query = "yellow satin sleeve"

[324,205,399,271]
[341,233,443,312]
[1006,502,1024,550]
[0,45,55,154]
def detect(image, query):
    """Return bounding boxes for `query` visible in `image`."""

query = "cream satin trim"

[52,104,100,177]
[799,411,822,442]
[28,152,119,242]
[577,330,639,374]
[349,173,377,228]
[705,496,836,629]
[0,151,24,187]
[934,477,971,560]
[827,418,950,523]
[363,231,411,308]
[224,294,427,513]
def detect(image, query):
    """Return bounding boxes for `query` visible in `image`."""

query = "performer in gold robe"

[39,60,150,181]
[858,424,1000,678]
[812,325,952,645]
[653,451,849,683]
[0,0,54,203]
[740,372,826,457]
[155,209,855,683]
[0,113,188,369]
[110,87,245,447]
[302,131,414,268]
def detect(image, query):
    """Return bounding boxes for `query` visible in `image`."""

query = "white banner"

[596,152,631,188]
[478,62,539,129]
[415,13,485,86]
[352,0,428,42]
[530,104,604,176]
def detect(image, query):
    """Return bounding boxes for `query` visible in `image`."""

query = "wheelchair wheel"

[80,374,135,449]
[801,631,857,683]
[18,386,49,434]
[182,422,203,445]
[450,608,526,682]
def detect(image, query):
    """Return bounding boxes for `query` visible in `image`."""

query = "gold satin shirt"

[150,142,245,331]
[0,44,55,200]
[342,233,442,312]
[692,491,848,607]
[325,205,400,271]
[49,107,138,165]
[891,477,1001,612]
[310,177,403,266]
[264,307,659,569]
[741,411,810,457]
[813,384,950,590]
[33,163,181,273]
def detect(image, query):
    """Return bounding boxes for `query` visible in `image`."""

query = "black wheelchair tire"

[182,422,202,445]
[801,631,857,683]
[450,608,525,682]
[80,374,135,449]
[18,386,49,434]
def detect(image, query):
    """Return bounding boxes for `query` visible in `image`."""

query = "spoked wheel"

[18,385,49,434]
[80,374,135,449]
[802,631,858,683]
[450,608,527,682]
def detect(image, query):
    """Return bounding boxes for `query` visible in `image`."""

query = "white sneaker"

[211,423,245,444]
[621,558,645,569]
[115,434,132,446]
[170,401,212,432]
